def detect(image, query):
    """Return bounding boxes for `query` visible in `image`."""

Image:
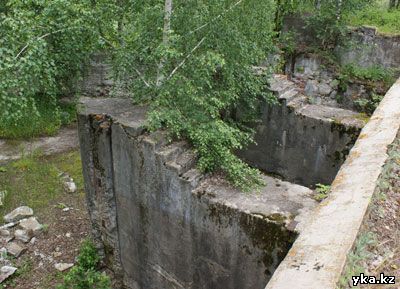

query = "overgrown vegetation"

[57,240,111,289]
[0,0,98,138]
[346,0,400,34]
[1,0,397,189]
[338,232,377,288]
[108,0,280,190]
[0,150,84,215]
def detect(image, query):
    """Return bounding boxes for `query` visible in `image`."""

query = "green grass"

[346,1,400,35]
[0,101,77,140]
[0,150,84,216]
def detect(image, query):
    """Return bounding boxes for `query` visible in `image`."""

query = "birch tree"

[112,0,277,189]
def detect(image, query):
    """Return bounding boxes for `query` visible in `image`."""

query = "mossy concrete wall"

[78,98,317,289]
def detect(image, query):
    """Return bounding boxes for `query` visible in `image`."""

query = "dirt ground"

[1,192,91,289]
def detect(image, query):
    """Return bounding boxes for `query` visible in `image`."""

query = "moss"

[239,213,297,276]
[207,201,297,277]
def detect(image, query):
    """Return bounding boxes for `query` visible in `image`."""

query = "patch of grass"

[346,1,400,35]
[0,150,83,217]
[338,232,377,288]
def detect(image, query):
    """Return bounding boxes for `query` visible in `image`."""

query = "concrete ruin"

[74,72,400,289]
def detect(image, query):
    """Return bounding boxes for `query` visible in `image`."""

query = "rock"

[54,263,74,272]
[64,181,77,193]
[0,230,10,238]
[29,237,37,245]
[4,206,33,223]
[14,229,33,243]
[0,248,7,261]
[65,233,71,238]
[62,207,71,212]
[19,217,43,234]
[0,266,17,283]
[6,243,26,258]
[304,80,319,97]
[0,223,16,230]
[53,252,62,258]
[318,82,333,96]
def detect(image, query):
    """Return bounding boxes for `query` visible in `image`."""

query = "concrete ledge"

[265,78,400,289]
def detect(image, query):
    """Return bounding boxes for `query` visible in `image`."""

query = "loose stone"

[4,206,34,223]
[14,229,33,243]
[0,266,17,283]
[54,263,74,272]
[19,217,43,234]
[6,243,26,258]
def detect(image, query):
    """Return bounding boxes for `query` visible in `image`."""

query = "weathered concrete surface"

[80,53,114,97]
[78,97,317,289]
[337,26,400,70]
[0,127,78,164]
[265,78,400,289]
[239,75,365,187]
[283,15,400,70]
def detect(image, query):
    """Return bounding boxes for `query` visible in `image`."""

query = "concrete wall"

[78,98,316,289]
[239,75,365,187]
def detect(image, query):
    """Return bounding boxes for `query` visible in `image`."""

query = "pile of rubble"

[0,205,74,284]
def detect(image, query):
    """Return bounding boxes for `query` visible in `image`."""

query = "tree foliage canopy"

[1,0,383,189]
[107,0,278,189]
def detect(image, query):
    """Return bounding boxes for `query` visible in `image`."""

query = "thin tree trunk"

[156,0,173,87]
[336,0,343,20]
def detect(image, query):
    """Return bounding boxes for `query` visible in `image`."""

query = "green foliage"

[341,64,395,84]
[314,183,331,201]
[346,1,400,34]
[57,240,111,289]
[112,0,277,190]
[338,232,377,288]
[0,0,98,137]
[354,93,383,114]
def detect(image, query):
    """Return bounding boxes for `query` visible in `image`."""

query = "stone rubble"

[4,206,33,223]
[14,229,33,243]
[54,263,74,272]
[19,217,43,234]
[0,266,17,283]
[60,173,77,193]
[6,243,26,258]
[0,172,80,284]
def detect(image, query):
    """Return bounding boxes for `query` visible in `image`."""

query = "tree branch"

[134,68,152,88]
[167,37,206,80]
[187,0,244,36]
[15,28,66,59]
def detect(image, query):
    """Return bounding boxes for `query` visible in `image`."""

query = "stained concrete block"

[78,97,318,289]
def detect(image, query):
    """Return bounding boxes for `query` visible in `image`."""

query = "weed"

[354,93,384,114]
[313,183,331,201]
[57,240,111,289]
[338,232,377,288]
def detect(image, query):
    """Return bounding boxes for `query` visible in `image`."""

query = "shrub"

[57,240,111,289]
